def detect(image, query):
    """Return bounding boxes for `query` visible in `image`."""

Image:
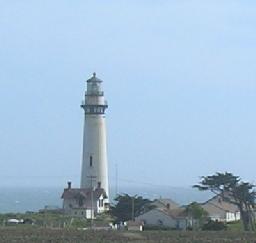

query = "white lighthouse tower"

[80,73,109,198]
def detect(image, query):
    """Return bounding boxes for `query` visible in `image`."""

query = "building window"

[176,220,180,229]
[157,219,163,226]
[99,199,103,207]
[90,156,93,167]
[78,196,84,207]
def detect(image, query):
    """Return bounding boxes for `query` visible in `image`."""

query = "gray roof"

[137,207,187,220]
[61,187,107,201]
[160,207,187,219]
[201,193,239,214]
[152,198,180,210]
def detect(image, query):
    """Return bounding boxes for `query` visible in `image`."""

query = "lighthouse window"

[90,156,93,167]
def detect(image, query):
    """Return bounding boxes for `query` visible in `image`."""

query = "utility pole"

[115,163,118,196]
[87,175,96,229]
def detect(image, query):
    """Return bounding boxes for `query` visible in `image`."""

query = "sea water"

[0,186,212,213]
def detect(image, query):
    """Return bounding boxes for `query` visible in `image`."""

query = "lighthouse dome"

[87,72,102,83]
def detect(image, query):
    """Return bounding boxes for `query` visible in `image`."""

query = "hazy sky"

[1,0,256,188]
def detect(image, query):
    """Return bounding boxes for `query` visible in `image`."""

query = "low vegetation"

[1,211,255,242]
[0,228,256,243]
[0,211,111,229]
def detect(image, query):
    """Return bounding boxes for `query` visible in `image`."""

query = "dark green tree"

[110,194,154,222]
[193,172,256,231]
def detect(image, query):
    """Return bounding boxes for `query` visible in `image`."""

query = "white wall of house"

[226,211,240,222]
[206,211,240,222]
[202,203,241,223]
[63,195,108,218]
[136,209,187,230]
[86,209,95,219]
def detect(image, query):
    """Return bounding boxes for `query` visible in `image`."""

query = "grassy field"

[1,227,256,243]
[0,213,255,242]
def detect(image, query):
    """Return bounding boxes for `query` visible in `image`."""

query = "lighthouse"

[80,73,109,198]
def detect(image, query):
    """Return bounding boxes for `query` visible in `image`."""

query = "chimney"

[166,203,170,210]
[67,181,71,189]
[97,182,101,188]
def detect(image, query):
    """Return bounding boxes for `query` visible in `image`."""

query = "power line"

[0,174,191,189]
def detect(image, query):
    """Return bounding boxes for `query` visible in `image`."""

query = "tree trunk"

[238,204,250,231]
[240,209,250,231]
[245,203,255,231]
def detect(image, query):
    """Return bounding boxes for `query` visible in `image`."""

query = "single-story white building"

[136,208,187,230]
[201,194,240,222]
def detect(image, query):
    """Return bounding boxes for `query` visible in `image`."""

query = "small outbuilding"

[126,221,144,231]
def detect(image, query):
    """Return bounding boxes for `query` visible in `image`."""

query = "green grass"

[1,213,256,242]
[227,221,244,231]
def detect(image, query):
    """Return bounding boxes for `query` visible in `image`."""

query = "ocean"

[0,186,212,213]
